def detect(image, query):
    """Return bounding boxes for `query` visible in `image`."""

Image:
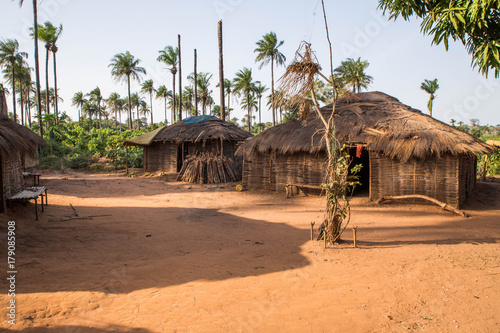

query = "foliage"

[421,78,439,116]
[378,0,500,78]
[334,57,373,93]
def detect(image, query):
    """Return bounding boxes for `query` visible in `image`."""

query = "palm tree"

[109,51,146,129]
[0,39,28,122]
[156,85,171,124]
[334,57,373,93]
[217,78,233,119]
[233,68,259,132]
[18,0,43,135]
[157,46,178,123]
[33,22,60,115]
[141,79,155,125]
[254,32,286,126]
[241,94,258,132]
[82,101,96,131]
[254,84,268,127]
[72,91,86,126]
[49,23,62,120]
[87,87,103,128]
[129,92,146,129]
[107,92,121,128]
[420,79,439,117]
[189,72,212,115]
[182,86,195,116]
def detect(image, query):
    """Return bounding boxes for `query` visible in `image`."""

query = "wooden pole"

[218,20,225,121]
[178,34,182,121]
[310,221,315,241]
[353,226,358,248]
[194,49,198,116]
[482,155,488,181]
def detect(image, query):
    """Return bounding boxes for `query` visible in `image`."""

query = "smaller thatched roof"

[124,126,167,146]
[125,116,251,147]
[237,91,492,162]
[0,114,46,159]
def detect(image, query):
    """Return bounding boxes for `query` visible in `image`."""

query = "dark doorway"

[0,156,4,213]
[349,146,370,193]
[176,143,189,172]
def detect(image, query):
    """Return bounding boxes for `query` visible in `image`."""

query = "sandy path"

[0,170,499,332]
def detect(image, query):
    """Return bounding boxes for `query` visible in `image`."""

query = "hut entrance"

[176,143,189,172]
[350,146,370,194]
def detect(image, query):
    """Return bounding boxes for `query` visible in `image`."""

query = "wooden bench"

[7,186,48,220]
[285,184,325,198]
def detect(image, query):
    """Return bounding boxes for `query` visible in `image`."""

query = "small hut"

[124,115,252,175]
[0,88,46,213]
[237,92,492,208]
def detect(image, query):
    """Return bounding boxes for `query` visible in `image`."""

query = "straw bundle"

[177,152,240,184]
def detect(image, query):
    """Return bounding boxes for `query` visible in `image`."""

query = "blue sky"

[1,0,499,126]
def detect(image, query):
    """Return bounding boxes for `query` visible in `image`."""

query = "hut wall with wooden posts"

[0,89,46,213]
[237,92,491,208]
[125,115,251,176]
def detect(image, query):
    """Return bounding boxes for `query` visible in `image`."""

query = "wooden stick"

[69,203,78,216]
[310,221,315,241]
[353,226,358,248]
[324,228,327,249]
[376,195,469,218]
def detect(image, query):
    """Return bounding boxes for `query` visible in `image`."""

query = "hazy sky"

[1,0,499,126]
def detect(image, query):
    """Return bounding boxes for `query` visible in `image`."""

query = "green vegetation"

[421,79,439,117]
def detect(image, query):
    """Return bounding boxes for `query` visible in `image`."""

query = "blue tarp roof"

[182,115,216,124]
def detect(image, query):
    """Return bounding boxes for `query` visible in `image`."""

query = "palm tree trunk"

[136,106,140,129]
[271,57,275,126]
[20,79,24,125]
[32,0,43,136]
[150,93,153,124]
[53,51,59,123]
[194,49,198,116]
[164,96,167,124]
[127,75,132,129]
[11,65,17,122]
[227,91,230,120]
[172,73,176,123]
[218,21,225,121]
[45,45,50,114]
[178,34,183,121]
[247,94,251,132]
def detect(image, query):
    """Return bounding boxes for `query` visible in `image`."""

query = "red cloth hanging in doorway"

[356,144,363,158]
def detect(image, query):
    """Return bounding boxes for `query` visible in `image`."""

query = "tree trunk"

[127,75,132,129]
[150,92,153,124]
[227,91,230,120]
[164,96,167,124]
[271,57,275,126]
[137,106,140,129]
[194,49,198,116]
[53,50,59,123]
[218,20,225,121]
[19,78,24,125]
[247,94,251,132]
[33,0,43,136]
[45,45,50,114]
[178,34,182,121]
[11,65,17,122]
[172,73,176,123]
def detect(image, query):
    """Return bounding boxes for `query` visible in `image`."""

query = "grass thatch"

[237,91,492,162]
[0,113,46,159]
[125,116,251,146]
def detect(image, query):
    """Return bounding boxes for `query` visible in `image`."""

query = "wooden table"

[23,172,41,186]
[7,186,47,220]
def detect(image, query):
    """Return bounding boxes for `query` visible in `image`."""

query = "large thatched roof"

[0,114,46,159]
[125,116,251,146]
[237,91,492,162]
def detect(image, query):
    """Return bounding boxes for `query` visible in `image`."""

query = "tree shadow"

[1,205,309,295]
[10,325,152,332]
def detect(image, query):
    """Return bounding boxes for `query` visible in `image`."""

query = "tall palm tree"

[254,84,268,126]
[18,0,43,135]
[254,32,286,126]
[71,91,86,126]
[334,57,373,93]
[141,79,155,125]
[87,87,103,128]
[420,79,439,117]
[233,68,259,132]
[156,85,171,124]
[106,92,121,128]
[81,101,96,131]
[0,39,28,122]
[109,51,146,129]
[182,86,195,116]
[216,78,233,119]
[157,46,178,123]
[49,23,62,120]
[33,22,59,115]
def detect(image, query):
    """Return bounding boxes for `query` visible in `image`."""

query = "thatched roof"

[125,116,251,146]
[0,86,7,116]
[237,91,492,162]
[0,113,46,159]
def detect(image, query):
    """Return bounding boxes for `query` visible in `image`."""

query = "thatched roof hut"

[125,115,251,174]
[237,91,492,208]
[0,94,46,213]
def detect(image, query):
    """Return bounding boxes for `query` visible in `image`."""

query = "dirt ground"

[1,170,499,332]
